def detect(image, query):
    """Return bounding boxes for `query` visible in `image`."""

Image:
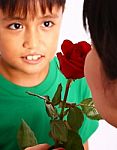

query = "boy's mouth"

[25,54,41,61]
[22,54,44,64]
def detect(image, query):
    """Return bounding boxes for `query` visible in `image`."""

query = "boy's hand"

[25,144,64,150]
[25,144,49,150]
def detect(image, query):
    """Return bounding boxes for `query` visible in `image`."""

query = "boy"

[0,0,98,149]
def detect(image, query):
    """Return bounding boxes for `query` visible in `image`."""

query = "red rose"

[57,40,91,79]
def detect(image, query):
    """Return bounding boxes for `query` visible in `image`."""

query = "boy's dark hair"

[0,0,66,17]
[83,0,117,80]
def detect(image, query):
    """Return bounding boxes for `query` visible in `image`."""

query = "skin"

[25,144,50,150]
[25,143,88,150]
[0,3,63,87]
[25,144,65,150]
[84,45,117,127]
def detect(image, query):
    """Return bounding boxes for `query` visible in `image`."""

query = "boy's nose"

[23,30,39,49]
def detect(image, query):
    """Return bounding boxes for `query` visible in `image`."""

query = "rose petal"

[57,40,91,79]
[57,53,84,79]
[61,40,74,58]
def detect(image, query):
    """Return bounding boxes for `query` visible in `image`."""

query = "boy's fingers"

[25,144,50,150]
[53,148,64,150]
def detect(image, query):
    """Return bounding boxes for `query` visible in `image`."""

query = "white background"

[58,0,117,150]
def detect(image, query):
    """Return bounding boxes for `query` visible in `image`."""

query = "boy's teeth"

[33,55,40,60]
[27,56,33,60]
[26,55,41,60]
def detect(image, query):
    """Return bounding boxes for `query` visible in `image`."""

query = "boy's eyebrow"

[2,16,25,21]
[2,14,60,21]
[40,14,60,19]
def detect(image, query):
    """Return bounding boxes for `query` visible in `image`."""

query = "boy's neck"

[9,70,48,87]
[0,61,49,87]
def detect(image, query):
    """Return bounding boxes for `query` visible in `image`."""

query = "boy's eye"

[8,23,23,30]
[42,21,54,28]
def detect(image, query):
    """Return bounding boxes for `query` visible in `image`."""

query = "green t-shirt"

[0,57,98,150]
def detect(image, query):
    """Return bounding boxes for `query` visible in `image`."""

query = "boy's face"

[0,4,63,78]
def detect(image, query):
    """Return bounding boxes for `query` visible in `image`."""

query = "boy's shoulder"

[50,56,61,74]
[52,56,59,66]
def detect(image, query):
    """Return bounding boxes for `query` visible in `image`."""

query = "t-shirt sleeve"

[76,77,99,144]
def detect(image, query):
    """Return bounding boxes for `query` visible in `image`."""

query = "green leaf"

[67,107,84,131]
[52,84,62,106]
[80,98,102,120]
[17,119,38,150]
[45,103,58,119]
[50,120,68,142]
[65,130,84,150]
